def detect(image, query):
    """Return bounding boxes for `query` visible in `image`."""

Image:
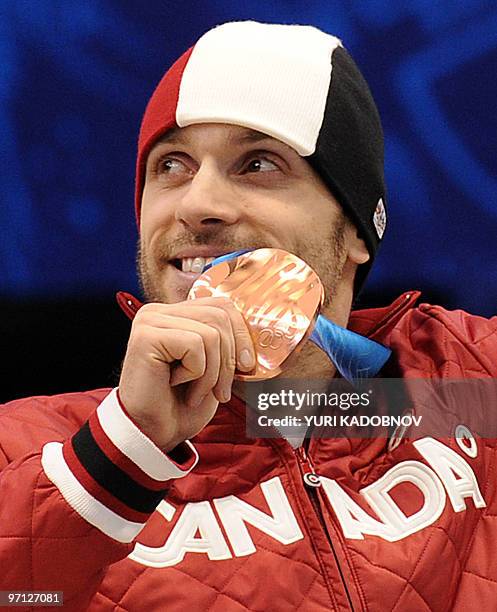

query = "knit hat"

[135,21,386,291]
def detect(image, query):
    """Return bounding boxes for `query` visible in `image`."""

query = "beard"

[137,216,347,308]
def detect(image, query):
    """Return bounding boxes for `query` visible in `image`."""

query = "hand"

[118,297,255,452]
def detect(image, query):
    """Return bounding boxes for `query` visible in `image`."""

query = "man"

[1,21,496,611]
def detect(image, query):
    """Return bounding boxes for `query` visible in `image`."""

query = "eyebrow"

[232,130,276,145]
[156,127,182,145]
[154,126,278,147]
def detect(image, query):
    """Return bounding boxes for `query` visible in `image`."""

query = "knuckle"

[204,369,220,386]
[225,356,237,372]
[193,360,207,377]
[233,325,251,340]
[217,298,237,313]
[191,333,205,351]
[213,308,231,326]
[211,297,235,312]
[130,323,150,343]
[225,304,248,327]
[137,302,159,315]
[205,326,221,345]
[132,307,159,327]
[202,305,230,327]
[131,309,147,327]
[211,296,232,305]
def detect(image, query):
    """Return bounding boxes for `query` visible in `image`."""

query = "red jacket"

[1,292,496,611]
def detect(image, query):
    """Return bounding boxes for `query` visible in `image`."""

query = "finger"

[136,299,254,384]
[202,298,256,372]
[178,304,236,402]
[142,304,237,400]
[158,329,207,384]
[168,297,256,371]
[212,314,236,403]
[138,314,221,401]
[183,324,221,408]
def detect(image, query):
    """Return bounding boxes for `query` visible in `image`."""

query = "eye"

[157,157,187,175]
[244,157,279,173]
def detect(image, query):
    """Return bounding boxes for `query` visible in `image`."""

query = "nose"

[174,163,240,231]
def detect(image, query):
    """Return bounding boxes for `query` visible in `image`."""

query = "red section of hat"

[134,46,194,226]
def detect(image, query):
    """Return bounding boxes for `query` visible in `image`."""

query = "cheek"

[288,206,334,246]
[281,185,337,227]
[140,188,177,237]
[257,208,302,250]
[256,198,303,228]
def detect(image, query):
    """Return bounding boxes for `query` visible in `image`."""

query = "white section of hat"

[176,21,341,156]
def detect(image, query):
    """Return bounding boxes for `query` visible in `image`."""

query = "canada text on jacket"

[129,436,485,568]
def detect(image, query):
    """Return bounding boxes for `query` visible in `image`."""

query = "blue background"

[1,0,496,316]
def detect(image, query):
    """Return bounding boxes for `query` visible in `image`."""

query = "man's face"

[139,123,365,313]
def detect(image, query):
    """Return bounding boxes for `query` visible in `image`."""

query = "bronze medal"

[188,248,324,380]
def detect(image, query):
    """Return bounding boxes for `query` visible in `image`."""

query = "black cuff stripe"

[72,422,168,513]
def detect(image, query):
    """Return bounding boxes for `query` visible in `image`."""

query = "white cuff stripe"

[96,389,198,481]
[41,442,144,543]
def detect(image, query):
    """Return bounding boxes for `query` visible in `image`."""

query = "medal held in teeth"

[188,249,324,380]
[188,248,392,382]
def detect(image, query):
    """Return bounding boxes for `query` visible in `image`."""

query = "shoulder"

[389,303,497,377]
[0,388,112,462]
[412,303,497,340]
[0,387,111,422]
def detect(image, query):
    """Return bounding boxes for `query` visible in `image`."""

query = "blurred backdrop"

[1,1,496,401]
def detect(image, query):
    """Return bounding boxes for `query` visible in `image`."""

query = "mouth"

[165,248,274,298]
[165,257,220,299]
[170,256,217,274]
[168,246,253,276]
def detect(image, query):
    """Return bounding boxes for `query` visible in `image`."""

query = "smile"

[171,257,216,274]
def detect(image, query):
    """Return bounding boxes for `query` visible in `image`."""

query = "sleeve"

[0,388,198,610]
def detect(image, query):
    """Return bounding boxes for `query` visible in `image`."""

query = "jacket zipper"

[295,445,355,611]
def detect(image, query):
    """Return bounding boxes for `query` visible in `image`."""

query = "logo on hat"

[373,198,386,239]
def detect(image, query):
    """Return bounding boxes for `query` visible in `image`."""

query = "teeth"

[191,257,205,273]
[180,256,215,273]
[181,257,193,273]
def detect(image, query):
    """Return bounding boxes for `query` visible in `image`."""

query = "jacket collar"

[348,290,421,339]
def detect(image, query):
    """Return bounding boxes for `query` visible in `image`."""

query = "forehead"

[151,123,294,152]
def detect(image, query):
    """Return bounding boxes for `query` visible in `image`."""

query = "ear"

[345,224,370,265]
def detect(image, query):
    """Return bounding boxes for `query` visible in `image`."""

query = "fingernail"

[239,348,254,368]
[223,389,231,403]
